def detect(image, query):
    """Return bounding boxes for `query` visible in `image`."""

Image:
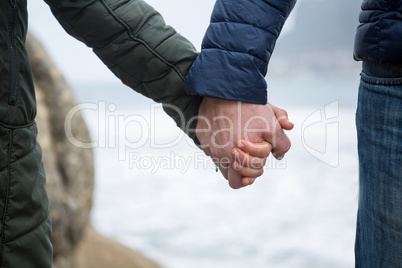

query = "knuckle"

[263,147,271,157]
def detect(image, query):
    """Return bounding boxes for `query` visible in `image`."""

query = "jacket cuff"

[184,49,268,105]
[184,0,296,105]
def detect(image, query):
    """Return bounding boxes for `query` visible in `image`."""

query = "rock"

[73,225,160,268]
[27,32,94,268]
[26,33,160,268]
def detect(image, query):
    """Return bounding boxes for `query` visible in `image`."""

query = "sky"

[27,0,297,84]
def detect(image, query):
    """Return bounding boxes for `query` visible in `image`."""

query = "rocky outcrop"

[73,225,160,268]
[27,32,94,268]
[26,33,160,268]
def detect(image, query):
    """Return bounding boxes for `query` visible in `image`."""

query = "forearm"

[44,0,201,141]
[184,0,296,104]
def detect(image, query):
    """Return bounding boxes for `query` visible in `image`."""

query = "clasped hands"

[196,97,293,189]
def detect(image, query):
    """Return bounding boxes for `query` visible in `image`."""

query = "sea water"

[73,78,359,268]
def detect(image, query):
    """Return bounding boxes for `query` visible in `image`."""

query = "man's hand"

[196,97,292,189]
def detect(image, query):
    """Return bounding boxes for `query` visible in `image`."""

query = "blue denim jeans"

[355,62,402,267]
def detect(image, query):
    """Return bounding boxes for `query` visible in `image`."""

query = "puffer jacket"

[354,0,402,64]
[184,0,297,105]
[1,0,200,267]
[184,0,402,104]
[44,0,201,138]
[0,0,52,267]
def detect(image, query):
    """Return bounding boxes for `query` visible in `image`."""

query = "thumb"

[227,166,244,189]
[263,122,291,160]
[269,103,294,130]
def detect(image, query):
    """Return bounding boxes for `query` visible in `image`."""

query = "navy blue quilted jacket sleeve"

[184,0,296,104]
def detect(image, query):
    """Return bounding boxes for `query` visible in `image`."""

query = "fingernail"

[232,150,240,159]
[237,141,244,148]
[234,161,242,170]
[272,152,284,160]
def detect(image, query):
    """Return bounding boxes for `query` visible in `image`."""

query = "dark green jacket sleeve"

[43,0,201,142]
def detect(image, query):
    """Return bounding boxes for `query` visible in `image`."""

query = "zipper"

[8,0,18,106]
